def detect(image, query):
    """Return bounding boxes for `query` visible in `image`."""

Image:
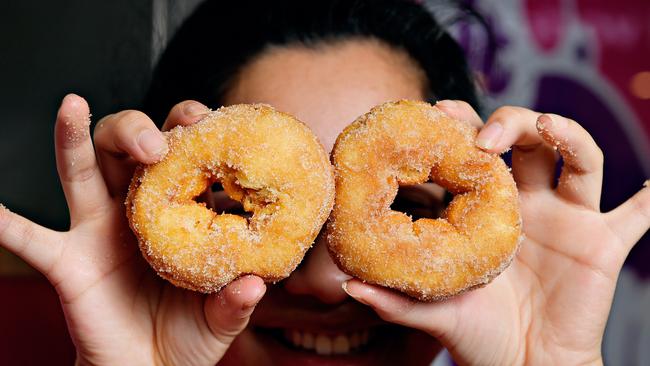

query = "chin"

[218,325,441,366]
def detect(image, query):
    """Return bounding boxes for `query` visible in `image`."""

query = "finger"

[511,145,558,191]
[95,110,167,164]
[537,114,604,209]
[435,100,483,128]
[477,106,556,190]
[342,280,456,340]
[55,94,111,225]
[476,106,543,152]
[0,205,62,274]
[204,275,266,354]
[161,100,210,131]
[94,110,167,196]
[605,181,650,250]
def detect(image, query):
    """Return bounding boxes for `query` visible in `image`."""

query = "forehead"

[223,38,427,152]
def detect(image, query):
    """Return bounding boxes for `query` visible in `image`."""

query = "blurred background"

[0,0,648,364]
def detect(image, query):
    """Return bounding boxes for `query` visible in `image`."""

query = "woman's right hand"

[0,94,264,365]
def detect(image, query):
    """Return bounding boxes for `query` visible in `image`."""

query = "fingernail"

[644,179,649,188]
[137,129,166,157]
[183,102,209,117]
[342,281,371,306]
[341,281,350,295]
[435,100,457,109]
[476,122,503,150]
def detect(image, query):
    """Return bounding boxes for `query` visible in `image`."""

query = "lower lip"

[252,327,398,366]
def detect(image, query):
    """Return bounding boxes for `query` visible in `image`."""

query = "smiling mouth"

[255,326,385,356]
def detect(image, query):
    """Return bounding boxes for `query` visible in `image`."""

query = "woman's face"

[218,39,442,366]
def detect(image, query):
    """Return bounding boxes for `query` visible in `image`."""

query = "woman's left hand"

[342,100,649,365]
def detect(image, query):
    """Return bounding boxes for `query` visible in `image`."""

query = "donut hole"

[203,182,251,218]
[390,182,450,220]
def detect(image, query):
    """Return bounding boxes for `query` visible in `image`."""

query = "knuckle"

[453,99,474,111]
[167,101,194,120]
[66,162,100,184]
[164,100,207,129]
[94,110,151,140]
[93,114,115,141]
[118,109,150,126]
[59,146,101,182]
[492,106,531,124]
[114,111,157,142]
[94,113,114,128]
[173,100,194,112]
[166,103,183,119]
[493,105,520,118]
[491,107,517,126]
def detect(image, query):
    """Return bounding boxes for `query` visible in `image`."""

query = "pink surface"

[575,0,650,139]
[525,0,564,52]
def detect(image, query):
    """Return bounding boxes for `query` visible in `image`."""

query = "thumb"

[342,279,459,341]
[204,275,266,351]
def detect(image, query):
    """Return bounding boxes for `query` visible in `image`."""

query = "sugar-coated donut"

[126,104,335,293]
[327,100,521,301]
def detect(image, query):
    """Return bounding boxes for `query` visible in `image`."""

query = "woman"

[1,0,648,364]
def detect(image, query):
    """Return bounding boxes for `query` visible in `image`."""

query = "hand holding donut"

[2,95,648,365]
[0,95,267,365]
[127,104,334,293]
[342,100,650,365]
[328,100,521,301]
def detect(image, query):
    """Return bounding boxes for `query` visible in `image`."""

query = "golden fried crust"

[126,104,335,293]
[327,100,522,301]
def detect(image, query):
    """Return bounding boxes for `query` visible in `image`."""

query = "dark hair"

[144,0,480,124]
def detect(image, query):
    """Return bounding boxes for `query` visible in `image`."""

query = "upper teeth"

[283,329,371,356]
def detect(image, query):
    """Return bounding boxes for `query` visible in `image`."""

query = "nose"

[282,233,352,304]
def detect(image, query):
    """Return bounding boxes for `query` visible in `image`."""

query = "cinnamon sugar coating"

[126,104,335,293]
[327,100,522,301]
